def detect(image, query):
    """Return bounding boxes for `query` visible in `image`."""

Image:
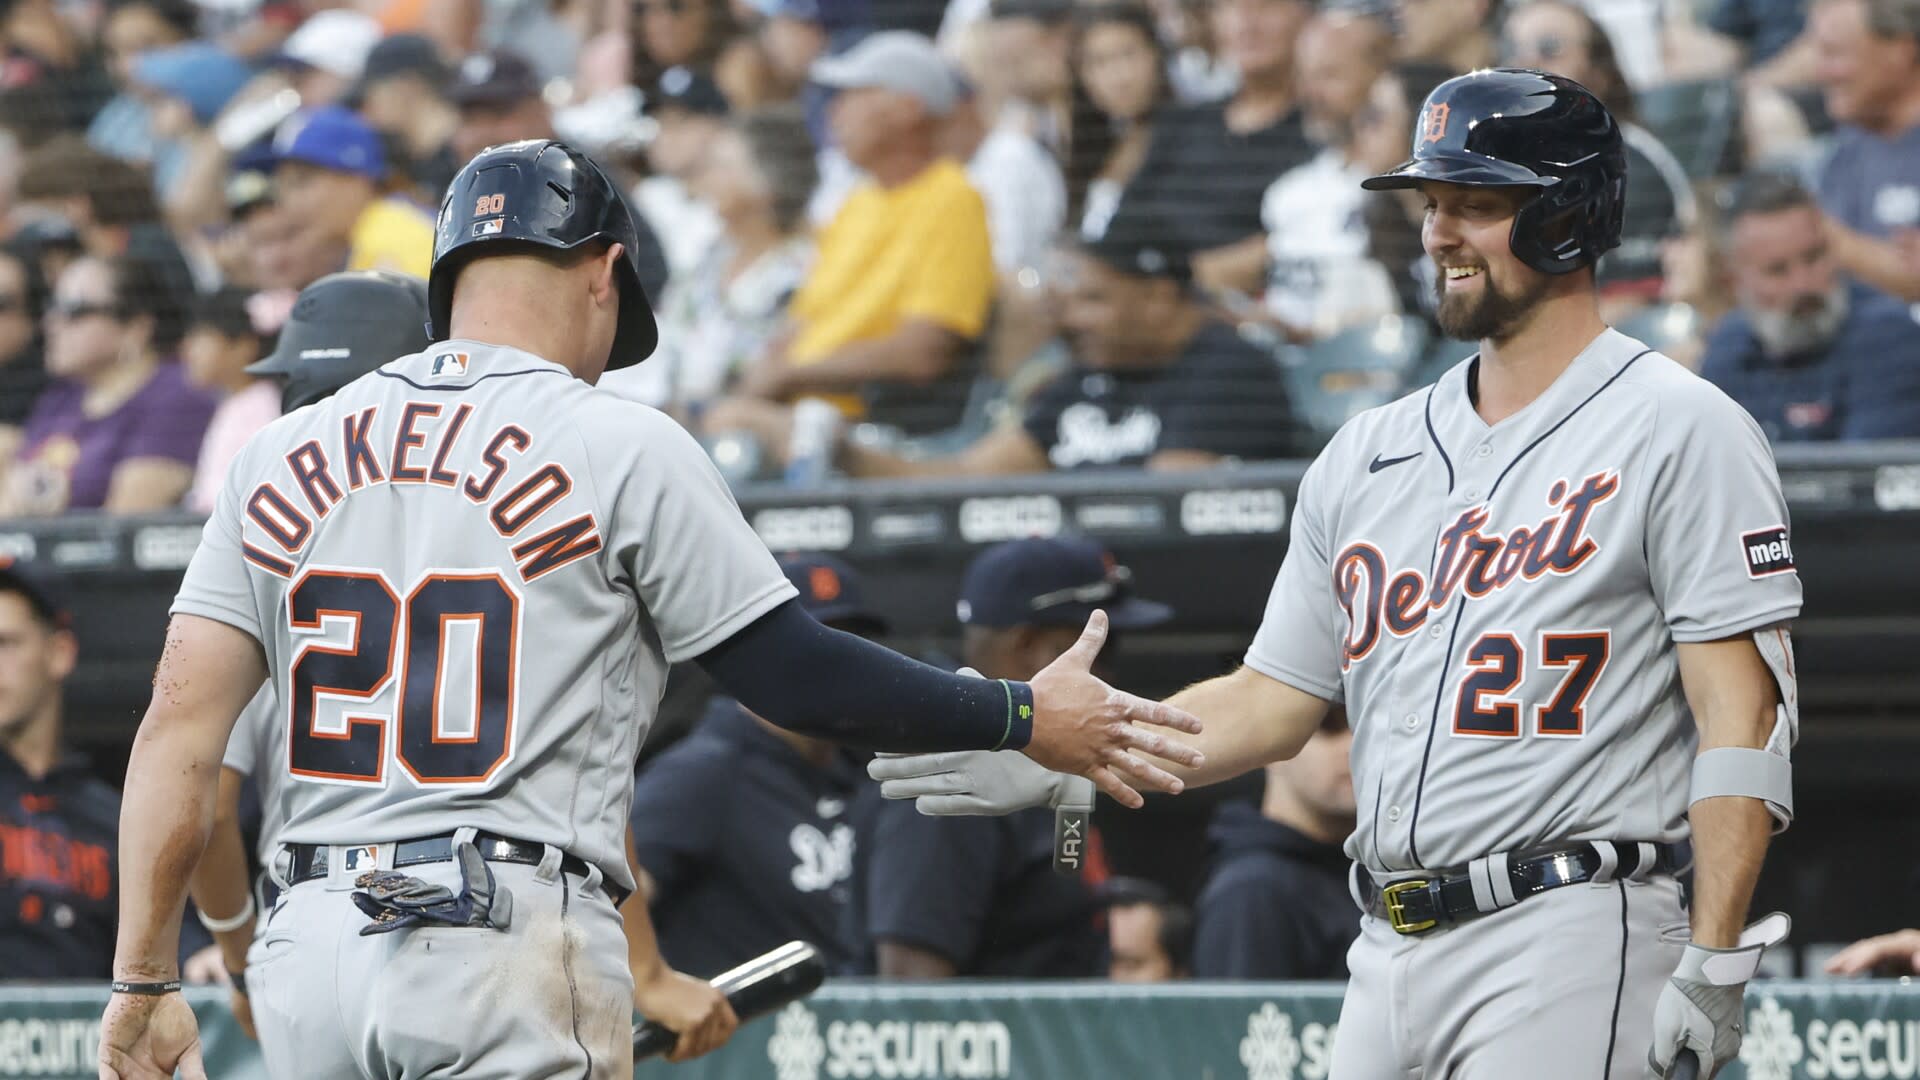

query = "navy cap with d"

[956,537,1172,630]
[777,552,889,634]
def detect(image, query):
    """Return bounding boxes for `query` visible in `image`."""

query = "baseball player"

[97,138,1200,1080]
[871,70,1798,1080]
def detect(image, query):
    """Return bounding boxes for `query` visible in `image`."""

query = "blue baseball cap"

[956,537,1173,631]
[777,552,889,635]
[0,556,71,628]
[272,105,386,181]
[132,43,254,125]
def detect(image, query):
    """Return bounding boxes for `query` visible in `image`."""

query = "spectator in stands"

[632,0,739,86]
[447,49,671,302]
[978,0,1074,153]
[1813,0,1920,302]
[3,253,214,515]
[601,105,816,414]
[848,537,1161,978]
[0,560,114,979]
[1501,1,1696,307]
[1258,11,1399,342]
[0,0,112,135]
[1065,3,1172,240]
[1101,876,1194,983]
[1676,0,1821,89]
[121,43,252,200]
[708,32,994,440]
[1699,173,1920,440]
[0,241,49,453]
[272,9,382,107]
[1111,0,1315,292]
[350,34,460,200]
[85,0,197,173]
[635,65,730,274]
[271,105,435,280]
[181,287,275,514]
[1192,709,1355,979]
[15,137,195,311]
[630,553,880,977]
[1392,0,1498,72]
[948,74,1067,277]
[1826,928,1920,976]
[837,213,1303,476]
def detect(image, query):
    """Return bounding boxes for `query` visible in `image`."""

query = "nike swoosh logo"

[1369,452,1423,474]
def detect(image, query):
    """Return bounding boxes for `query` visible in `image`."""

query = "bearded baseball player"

[871,70,1798,1080]
[97,139,1201,1080]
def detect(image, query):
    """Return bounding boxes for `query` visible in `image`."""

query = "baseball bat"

[1052,776,1096,875]
[633,940,827,1059]
[1672,1049,1701,1080]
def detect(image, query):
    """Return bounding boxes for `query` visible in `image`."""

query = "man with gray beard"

[1698,172,1920,441]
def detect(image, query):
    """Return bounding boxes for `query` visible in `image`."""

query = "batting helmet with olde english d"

[428,139,658,368]
[1361,68,1627,276]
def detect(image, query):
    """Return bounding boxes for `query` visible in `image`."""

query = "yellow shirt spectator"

[788,159,994,371]
[348,198,435,278]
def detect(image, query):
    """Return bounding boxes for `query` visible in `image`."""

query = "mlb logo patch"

[1742,525,1795,578]
[472,217,505,238]
[430,351,469,378]
[342,845,380,872]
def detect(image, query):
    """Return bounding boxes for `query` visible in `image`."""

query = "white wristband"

[196,894,256,934]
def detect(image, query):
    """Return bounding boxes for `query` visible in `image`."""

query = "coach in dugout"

[627,553,882,976]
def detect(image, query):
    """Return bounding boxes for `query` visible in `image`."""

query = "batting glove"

[868,669,1095,816]
[1648,911,1790,1079]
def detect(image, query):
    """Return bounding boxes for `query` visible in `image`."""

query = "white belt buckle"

[325,843,396,890]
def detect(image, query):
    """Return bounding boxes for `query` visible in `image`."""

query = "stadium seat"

[1286,315,1431,444]
[1638,79,1743,180]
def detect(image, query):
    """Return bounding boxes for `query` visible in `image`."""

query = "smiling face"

[1420,180,1555,341]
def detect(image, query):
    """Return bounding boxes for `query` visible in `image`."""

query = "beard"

[1748,284,1851,360]
[1432,264,1553,342]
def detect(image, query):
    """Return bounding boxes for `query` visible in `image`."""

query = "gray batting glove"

[868,749,1093,816]
[1648,911,1790,1079]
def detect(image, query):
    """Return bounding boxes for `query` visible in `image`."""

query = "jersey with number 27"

[171,344,797,891]
[1246,329,1802,874]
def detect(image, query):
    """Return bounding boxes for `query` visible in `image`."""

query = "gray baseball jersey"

[1247,328,1802,873]
[173,343,796,891]
[220,687,283,867]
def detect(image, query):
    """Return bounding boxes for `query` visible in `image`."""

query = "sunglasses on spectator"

[47,299,123,321]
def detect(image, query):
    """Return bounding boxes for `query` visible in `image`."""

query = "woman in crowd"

[600,105,817,418]
[1,253,214,515]
[1500,0,1697,308]
[1354,62,1456,334]
[179,286,275,513]
[1066,3,1172,239]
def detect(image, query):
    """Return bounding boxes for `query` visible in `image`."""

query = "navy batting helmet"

[428,139,657,368]
[246,270,431,413]
[1361,68,1627,276]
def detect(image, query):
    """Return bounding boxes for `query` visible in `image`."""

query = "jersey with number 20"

[171,344,797,892]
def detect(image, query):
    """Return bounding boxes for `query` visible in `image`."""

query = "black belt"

[285,831,631,908]
[1356,840,1685,936]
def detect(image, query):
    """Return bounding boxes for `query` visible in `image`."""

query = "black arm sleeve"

[694,600,1035,752]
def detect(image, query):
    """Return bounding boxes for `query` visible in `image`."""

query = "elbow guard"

[1689,626,1797,832]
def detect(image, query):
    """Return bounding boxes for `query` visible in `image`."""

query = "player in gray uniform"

[870,71,1798,1080]
[99,139,1202,1080]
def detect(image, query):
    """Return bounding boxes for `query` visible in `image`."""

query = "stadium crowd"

[5,0,1920,994]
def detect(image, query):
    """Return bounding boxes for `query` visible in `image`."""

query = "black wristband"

[228,969,247,996]
[996,680,1035,750]
[111,980,182,996]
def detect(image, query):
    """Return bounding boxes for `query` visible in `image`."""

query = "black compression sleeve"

[694,600,1035,752]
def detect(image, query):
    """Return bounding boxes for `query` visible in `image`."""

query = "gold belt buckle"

[1381,879,1439,935]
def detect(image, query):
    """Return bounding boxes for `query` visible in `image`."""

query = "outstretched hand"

[1023,610,1204,808]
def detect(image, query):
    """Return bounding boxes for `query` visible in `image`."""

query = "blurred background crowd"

[4,0,1920,994]
[0,0,1917,512]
